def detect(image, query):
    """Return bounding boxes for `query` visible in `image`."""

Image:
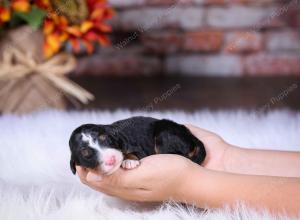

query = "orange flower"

[11,0,30,12]
[43,0,114,58]
[35,0,50,8]
[0,7,10,24]
[44,33,61,58]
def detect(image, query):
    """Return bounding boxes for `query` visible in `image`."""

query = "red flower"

[43,0,114,58]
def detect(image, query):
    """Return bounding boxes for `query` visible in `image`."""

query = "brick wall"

[74,0,300,76]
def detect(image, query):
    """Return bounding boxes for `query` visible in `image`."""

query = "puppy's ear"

[70,154,77,175]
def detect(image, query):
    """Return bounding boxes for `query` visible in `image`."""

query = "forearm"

[182,165,300,216]
[223,145,300,177]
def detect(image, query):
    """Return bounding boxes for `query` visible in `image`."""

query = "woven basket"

[0,26,94,114]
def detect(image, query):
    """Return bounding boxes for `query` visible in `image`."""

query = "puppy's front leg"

[121,159,140,169]
[122,153,141,170]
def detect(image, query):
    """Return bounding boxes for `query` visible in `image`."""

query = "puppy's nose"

[105,155,116,166]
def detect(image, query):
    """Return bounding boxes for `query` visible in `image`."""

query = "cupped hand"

[76,154,203,202]
[76,125,231,203]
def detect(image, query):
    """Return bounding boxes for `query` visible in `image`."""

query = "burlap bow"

[0,48,94,104]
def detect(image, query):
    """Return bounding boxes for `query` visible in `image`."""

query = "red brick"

[74,53,161,76]
[288,11,300,27]
[206,6,284,29]
[142,31,224,54]
[108,0,293,7]
[204,0,226,4]
[183,32,223,52]
[145,0,285,6]
[244,54,300,75]
[109,0,231,7]
[225,0,280,5]
[282,1,300,27]
[141,32,182,54]
[145,0,191,5]
[116,7,204,31]
[190,0,281,5]
[82,0,300,78]
[225,32,262,53]
[190,0,226,5]
[109,0,144,8]
[266,30,300,51]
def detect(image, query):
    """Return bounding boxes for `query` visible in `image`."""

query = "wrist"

[223,145,247,173]
[201,140,236,172]
[175,163,208,206]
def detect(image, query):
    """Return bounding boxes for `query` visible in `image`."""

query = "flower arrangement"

[0,0,115,114]
[0,0,114,58]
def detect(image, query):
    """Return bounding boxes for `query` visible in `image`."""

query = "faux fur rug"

[0,110,299,220]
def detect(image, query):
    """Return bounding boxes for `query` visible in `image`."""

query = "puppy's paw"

[121,159,140,170]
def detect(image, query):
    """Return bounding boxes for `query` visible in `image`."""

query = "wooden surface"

[71,76,300,112]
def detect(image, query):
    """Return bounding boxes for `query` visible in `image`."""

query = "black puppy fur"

[69,116,206,174]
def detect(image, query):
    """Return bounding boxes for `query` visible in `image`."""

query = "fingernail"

[87,172,102,182]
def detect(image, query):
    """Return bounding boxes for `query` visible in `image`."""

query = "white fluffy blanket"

[0,110,299,220]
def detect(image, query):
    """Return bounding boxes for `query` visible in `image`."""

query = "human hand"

[76,154,204,203]
[77,154,300,215]
[76,125,234,204]
[185,124,233,172]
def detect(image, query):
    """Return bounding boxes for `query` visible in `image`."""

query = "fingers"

[86,169,103,182]
[85,170,152,201]
[76,166,108,193]
[75,165,152,201]
[185,124,217,139]
[94,161,151,189]
[99,186,151,202]
[76,165,137,189]
[103,168,142,188]
[185,124,207,133]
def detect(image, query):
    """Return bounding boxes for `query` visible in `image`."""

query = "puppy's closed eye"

[81,148,93,158]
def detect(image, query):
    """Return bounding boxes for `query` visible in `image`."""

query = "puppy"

[69,116,206,175]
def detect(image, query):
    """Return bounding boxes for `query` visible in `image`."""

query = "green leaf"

[10,13,24,28]
[13,6,47,30]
